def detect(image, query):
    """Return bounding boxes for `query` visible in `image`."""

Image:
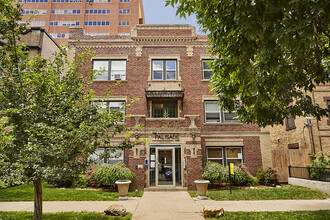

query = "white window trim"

[204,100,239,123]
[93,59,127,80]
[206,146,243,166]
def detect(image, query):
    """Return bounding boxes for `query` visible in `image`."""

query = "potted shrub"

[93,162,135,200]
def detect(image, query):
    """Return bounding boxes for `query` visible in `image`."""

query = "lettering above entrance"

[153,133,179,141]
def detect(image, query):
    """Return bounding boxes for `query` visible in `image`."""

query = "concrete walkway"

[132,191,203,220]
[195,198,330,212]
[0,193,329,219]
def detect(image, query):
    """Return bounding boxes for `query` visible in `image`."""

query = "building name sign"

[153,133,179,140]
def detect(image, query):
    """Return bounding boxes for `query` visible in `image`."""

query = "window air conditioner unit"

[114,74,121,80]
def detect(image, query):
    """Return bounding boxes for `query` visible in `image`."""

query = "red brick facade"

[18,0,144,45]
[70,24,269,190]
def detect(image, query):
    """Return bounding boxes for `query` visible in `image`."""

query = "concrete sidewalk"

[195,198,330,212]
[0,193,329,219]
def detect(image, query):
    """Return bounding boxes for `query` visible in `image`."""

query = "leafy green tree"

[167,0,329,126]
[0,1,136,219]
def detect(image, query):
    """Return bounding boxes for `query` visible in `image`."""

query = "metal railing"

[288,166,330,182]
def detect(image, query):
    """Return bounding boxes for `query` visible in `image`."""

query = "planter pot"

[194,180,210,200]
[115,180,131,200]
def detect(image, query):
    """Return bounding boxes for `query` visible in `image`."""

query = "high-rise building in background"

[17,0,144,45]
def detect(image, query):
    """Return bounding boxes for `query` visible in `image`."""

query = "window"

[22,10,47,15]
[119,9,130,14]
[51,9,81,14]
[17,21,46,26]
[84,21,110,26]
[19,0,48,2]
[85,33,109,36]
[120,0,130,2]
[204,101,238,123]
[90,148,124,164]
[207,147,243,166]
[50,21,80,26]
[86,0,111,2]
[49,33,69,39]
[52,0,81,2]
[85,9,110,14]
[92,101,125,122]
[286,115,296,130]
[152,100,178,118]
[202,60,214,80]
[152,60,177,80]
[118,21,130,26]
[93,60,126,80]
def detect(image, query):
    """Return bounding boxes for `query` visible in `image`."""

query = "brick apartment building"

[269,85,330,182]
[70,24,271,190]
[17,0,144,45]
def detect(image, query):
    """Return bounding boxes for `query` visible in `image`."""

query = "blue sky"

[142,0,203,34]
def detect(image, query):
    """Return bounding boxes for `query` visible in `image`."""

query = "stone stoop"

[144,187,188,192]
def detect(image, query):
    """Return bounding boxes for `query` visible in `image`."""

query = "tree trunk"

[33,178,42,220]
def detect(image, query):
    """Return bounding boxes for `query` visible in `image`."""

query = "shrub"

[72,174,89,188]
[246,174,259,186]
[93,162,134,186]
[257,168,279,186]
[264,168,279,186]
[308,152,329,181]
[202,161,225,183]
[257,168,266,185]
[48,171,78,188]
[202,161,251,186]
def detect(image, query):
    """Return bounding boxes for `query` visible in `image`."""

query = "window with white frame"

[120,0,130,2]
[50,21,80,26]
[84,21,110,26]
[119,9,130,14]
[93,60,126,80]
[204,101,238,123]
[207,147,243,166]
[92,101,125,113]
[51,9,81,14]
[22,9,47,15]
[90,148,124,164]
[49,33,69,39]
[118,21,130,26]
[86,0,111,2]
[53,0,81,2]
[17,21,46,26]
[202,60,214,80]
[152,60,177,80]
[19,0,48,2]
[85,9,110,14]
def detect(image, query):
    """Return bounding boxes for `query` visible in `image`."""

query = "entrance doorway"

[149,145,182,187]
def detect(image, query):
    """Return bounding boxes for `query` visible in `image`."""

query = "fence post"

[308,167,311,179]
[288,165,291,177]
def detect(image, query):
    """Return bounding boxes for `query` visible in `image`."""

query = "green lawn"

[0,183,143,201]
[206,210,330,220]
[0,211,131,220]
[189,185,329,200]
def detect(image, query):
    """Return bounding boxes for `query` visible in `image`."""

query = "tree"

[167,0,330,126]
[0,1,135,219]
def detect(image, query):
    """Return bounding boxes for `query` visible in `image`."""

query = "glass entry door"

[156,148,175,187]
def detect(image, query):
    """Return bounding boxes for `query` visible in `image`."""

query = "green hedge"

[93,162,134,186]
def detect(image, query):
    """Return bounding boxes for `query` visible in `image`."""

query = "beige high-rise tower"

[17,0,144,45]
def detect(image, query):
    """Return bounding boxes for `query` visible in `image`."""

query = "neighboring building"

[269,85,330,182]
[17,0,144,45]
[0,27,61,57]
[70,24,271,190]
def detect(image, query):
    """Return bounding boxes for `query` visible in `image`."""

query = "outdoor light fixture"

[135,133,139,139]
[192,132,196,138]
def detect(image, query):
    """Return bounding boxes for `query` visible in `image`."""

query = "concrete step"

[144,187,187,192]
